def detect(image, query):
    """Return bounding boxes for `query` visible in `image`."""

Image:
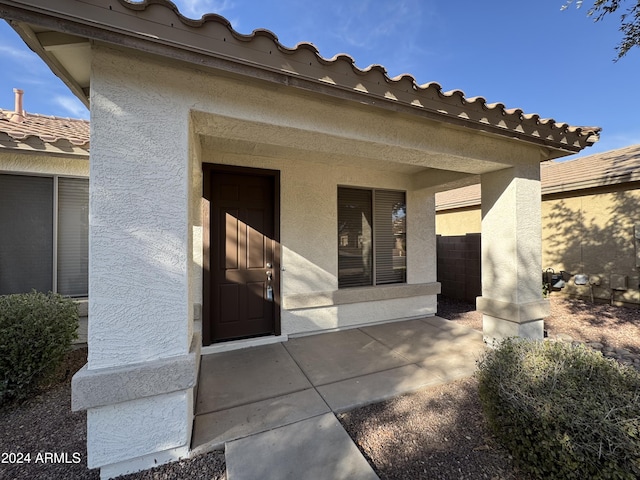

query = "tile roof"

[542,143,640,193]
[0,0,599,156]
[116,0,599,154]
[0,107,89,156]
[435,144,640,210]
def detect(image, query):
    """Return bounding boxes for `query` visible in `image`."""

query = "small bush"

[0,291,78,406]
[476,338,640,480]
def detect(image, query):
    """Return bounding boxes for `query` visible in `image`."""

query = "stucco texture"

[83,42,551,474]
[0,150,88,177]
[87,389,193,468]
[542,188,640,305]
[89,46,194,370]
[481,164,542,305]
[200,150,438,335]
[435,207,481,236]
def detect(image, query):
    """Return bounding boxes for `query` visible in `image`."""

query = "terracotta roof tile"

[80,0,599,153]
[0,0,602,155]
[435,144,640,210]
[0,108,90,155]
[435,184,482,211]
[542,143,640,193]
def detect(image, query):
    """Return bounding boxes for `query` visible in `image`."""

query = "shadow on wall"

[542,181,640,306]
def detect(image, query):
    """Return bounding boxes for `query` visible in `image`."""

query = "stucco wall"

[542,188,640,305]
[87,389,192,468]
[89,46,195,370]
[78,45,199,474]
[0,150,88,177]
[81,44,442,473]
[435,207,481,236]
[203,152,438,335]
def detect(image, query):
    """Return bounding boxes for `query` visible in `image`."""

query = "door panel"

[224,210,239,269]
[203,168,279,344]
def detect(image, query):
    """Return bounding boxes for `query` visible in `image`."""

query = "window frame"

[0,171,89,297]
[337,185,407,289]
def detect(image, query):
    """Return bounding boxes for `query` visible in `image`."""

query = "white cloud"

[333,0,421,49]
[174,0,234,18]
[0,44,37,62]
[53,95,89,119]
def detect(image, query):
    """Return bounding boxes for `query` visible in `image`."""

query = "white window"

[0,174,89,297]
[338,187,406,288]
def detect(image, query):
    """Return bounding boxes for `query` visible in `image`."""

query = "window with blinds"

[0,175,54,295]
[58,178,89,296]
[338,187,406,288]
[0,174,89,297]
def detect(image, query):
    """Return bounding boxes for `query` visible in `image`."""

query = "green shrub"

[0,291,78,406]
[476,338,640,480]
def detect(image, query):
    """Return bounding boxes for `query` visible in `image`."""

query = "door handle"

[266,271,272,281]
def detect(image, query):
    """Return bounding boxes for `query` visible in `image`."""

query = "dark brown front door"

[203,166,280,345]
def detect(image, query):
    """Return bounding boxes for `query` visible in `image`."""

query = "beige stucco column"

[477,163,549,343]
[71,46,199,479]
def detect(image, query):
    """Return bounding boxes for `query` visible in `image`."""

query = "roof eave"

[6,18,90,108]
[0,135,90,157]
[0,0,598,156]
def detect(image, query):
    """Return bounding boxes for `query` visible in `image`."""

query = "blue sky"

[1,0,638,159]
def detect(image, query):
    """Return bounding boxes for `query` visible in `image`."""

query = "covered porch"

[192,315,484,479]
[192,315,484,453]
[0,1,599,478]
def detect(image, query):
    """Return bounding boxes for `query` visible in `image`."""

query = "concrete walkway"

[191,316,485,479]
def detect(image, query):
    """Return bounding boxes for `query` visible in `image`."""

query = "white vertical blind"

[57,178,89,296]
[0,175,54,294]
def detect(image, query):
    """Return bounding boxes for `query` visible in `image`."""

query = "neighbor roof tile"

[435,144,640,210]
[0,108,89,155]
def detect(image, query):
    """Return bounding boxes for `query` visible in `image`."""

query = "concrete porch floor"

[191,316,486,479]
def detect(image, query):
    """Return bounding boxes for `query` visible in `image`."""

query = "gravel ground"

[339,377,523,480]
[339,295,640,479]
[0,348,225,480]
[2,294,638,480]
[438,294,640,353]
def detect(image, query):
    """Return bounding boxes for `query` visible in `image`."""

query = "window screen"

[0,175,54,295]
[0,174,89,297]
[58,178,89,296]
[338,188,372,288]
[338,187,406,288]
[374,190,406,284]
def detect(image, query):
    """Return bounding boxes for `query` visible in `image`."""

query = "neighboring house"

[0,88,90,339]
[436,144,640,307]
[0,1,599,477]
